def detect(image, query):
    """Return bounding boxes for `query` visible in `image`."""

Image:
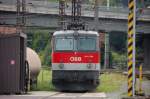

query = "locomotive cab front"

[51,30,100,91]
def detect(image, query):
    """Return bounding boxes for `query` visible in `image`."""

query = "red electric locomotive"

[51,30,100,91]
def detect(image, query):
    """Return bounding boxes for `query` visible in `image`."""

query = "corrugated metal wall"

[0,33,27,94]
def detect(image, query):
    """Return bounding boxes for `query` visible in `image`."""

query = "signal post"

[127,0,136,97]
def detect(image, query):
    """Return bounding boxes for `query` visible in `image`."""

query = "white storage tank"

[27,47,41,84]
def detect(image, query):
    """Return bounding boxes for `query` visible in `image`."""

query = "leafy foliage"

[27,32,52,66]
[111,51,127,69]
[32,68,55,91]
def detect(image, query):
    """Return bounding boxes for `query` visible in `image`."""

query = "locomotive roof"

[53,30,99,36]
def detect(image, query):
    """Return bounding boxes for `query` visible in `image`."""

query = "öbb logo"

[70,57,82,62]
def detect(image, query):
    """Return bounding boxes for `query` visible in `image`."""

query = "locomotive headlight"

[59,63,64,69]
[87,63,93,69]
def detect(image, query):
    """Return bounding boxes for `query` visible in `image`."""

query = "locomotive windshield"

[55,37,73,51]
[78,37,96,51]
[54,36,96,51]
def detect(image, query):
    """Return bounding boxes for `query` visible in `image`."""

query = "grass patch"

[48,0,58,2]
[32,68,55,91]
[96,73,127,93]
[33,69,126,93]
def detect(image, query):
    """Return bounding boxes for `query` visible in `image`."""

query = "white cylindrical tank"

[27,47,41,82]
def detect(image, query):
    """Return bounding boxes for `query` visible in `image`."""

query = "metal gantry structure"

[94,0,99,31]
[22,0,26,31]
[67,0,85,30]
[71,0,81,23]
[59,0,66,29]
[59,0,84,30]
[16,0,26,33]
[16,0,21,33]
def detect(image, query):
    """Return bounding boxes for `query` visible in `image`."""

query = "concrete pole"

[107,0,110,10]
[104,32,110,69]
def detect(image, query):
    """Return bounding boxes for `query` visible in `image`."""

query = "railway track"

[0,91,107,99]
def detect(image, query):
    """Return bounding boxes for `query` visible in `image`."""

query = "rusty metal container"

[0,33,27,94]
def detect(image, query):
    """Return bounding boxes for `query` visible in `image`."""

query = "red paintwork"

[52,52,100,63]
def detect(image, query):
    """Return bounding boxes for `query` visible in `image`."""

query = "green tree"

[27,32,52,67]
